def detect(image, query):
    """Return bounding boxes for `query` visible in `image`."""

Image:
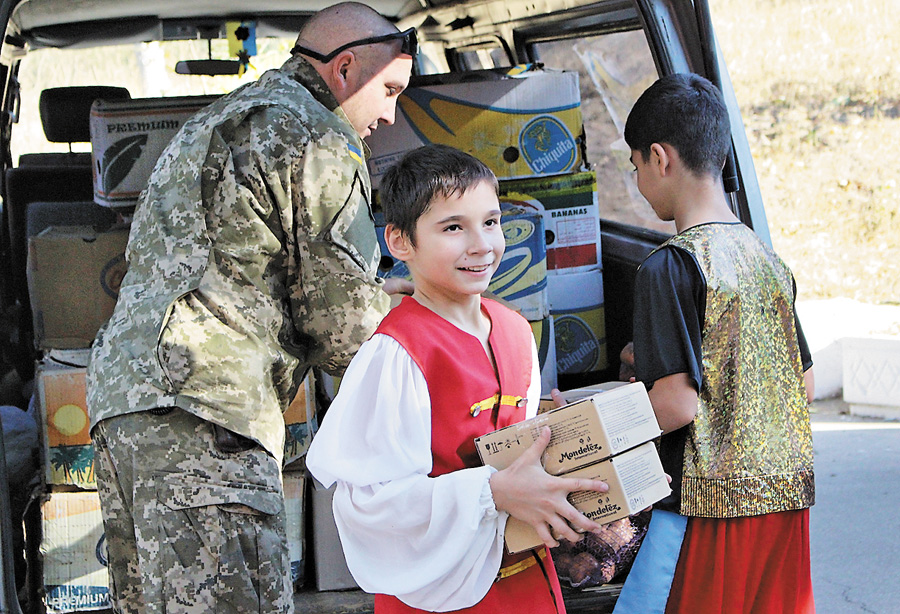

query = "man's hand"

[489,427,609,547]
[382,277,415,296]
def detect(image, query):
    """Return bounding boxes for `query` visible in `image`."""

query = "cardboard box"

[499,171,601,274]
[27,225,130,349]
[488,206,549,320]
[283,371,317,466]
[284,473,306,589]
[475,382,660,475]
[366,69,584,187]
[548,269,608,374]
[37,362,96,488]
[503,441,670,553]
[537,380,628,413]
[40,491,110,612]
[311,483,359,591]
[90,95,219,208]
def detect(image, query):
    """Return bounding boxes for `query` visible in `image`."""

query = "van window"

[11,38,293,161]
[532,29,674,235]
[450,39,512,71]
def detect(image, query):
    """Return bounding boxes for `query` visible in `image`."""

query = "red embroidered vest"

[376,297,534,477]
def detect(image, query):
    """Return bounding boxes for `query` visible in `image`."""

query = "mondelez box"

[475,381,670,553]
[503,441,671,553]
[475,382,661,475]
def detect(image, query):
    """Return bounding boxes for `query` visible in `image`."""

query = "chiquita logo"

[555,314,599,374]
[519,116,577,175]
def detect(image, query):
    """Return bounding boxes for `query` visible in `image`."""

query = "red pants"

[374,548,565,614]
[666,509,815,614]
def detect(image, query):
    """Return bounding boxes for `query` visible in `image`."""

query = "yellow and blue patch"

[347,143,363,165]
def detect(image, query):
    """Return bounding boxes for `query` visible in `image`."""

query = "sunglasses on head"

[291,27,418,63]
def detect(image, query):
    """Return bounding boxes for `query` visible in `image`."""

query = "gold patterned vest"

[664,223,815,517]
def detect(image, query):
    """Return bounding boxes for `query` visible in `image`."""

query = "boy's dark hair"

[624,73,731,177]
[379,144,498,246]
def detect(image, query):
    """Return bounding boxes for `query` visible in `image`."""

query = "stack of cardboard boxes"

[476,382,669,553]
[28,229,317,609]
[28,222,129,612]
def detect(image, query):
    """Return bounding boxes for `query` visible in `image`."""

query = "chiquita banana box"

[487,206,549,321]
[366,67,584,187]
[499,171,601,274]
[529,317,558,394]
[548,269,608,374]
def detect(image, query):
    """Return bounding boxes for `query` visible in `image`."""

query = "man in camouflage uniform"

[87,4,415,612]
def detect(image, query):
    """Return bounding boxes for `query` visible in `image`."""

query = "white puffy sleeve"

[305,333,541,612]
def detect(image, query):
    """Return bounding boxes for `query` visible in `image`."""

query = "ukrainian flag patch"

[347,143,363,164]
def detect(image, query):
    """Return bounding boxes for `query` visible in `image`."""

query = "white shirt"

[306,333,541,611]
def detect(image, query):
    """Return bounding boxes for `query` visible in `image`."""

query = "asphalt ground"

[809,398,900,614]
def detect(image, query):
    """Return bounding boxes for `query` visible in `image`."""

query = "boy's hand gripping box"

[503,441,670,553]
[475,381,670,553]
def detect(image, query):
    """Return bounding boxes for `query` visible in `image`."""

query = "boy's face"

[394,179,505,304]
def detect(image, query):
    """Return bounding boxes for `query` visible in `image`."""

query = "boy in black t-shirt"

[613,73,816,614]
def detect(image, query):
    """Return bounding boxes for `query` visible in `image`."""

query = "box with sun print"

[37,362,96,489]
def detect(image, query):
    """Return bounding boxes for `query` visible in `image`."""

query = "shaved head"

[292,1,413,139]
[296,2,400,59]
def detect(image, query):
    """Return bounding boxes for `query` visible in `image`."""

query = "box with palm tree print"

[37,362,96,489]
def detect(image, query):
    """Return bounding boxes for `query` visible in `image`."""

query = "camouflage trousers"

[92,409,294,614]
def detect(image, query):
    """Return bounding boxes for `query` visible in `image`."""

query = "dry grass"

[710,0,900,304]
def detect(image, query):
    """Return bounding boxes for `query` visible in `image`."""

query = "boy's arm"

[633,246,705,432]
[793,278,815,404]
[647,372,699,433]
[803,368,815,404]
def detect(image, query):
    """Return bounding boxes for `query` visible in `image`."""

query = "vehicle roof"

[3,0,615,53]
[3,0,417,51]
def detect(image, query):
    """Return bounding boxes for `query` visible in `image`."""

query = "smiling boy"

[306,144,609,613]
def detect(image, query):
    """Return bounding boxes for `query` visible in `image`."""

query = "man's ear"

[329,50,358,95]
[384,224,414,262]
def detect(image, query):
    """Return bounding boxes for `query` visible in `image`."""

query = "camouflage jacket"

[87,56,390,463]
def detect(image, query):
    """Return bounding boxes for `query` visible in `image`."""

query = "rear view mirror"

[175,59,242,75]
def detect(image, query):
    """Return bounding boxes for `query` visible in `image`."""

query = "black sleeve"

[792,277,813,371]
[632,245,706,392]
